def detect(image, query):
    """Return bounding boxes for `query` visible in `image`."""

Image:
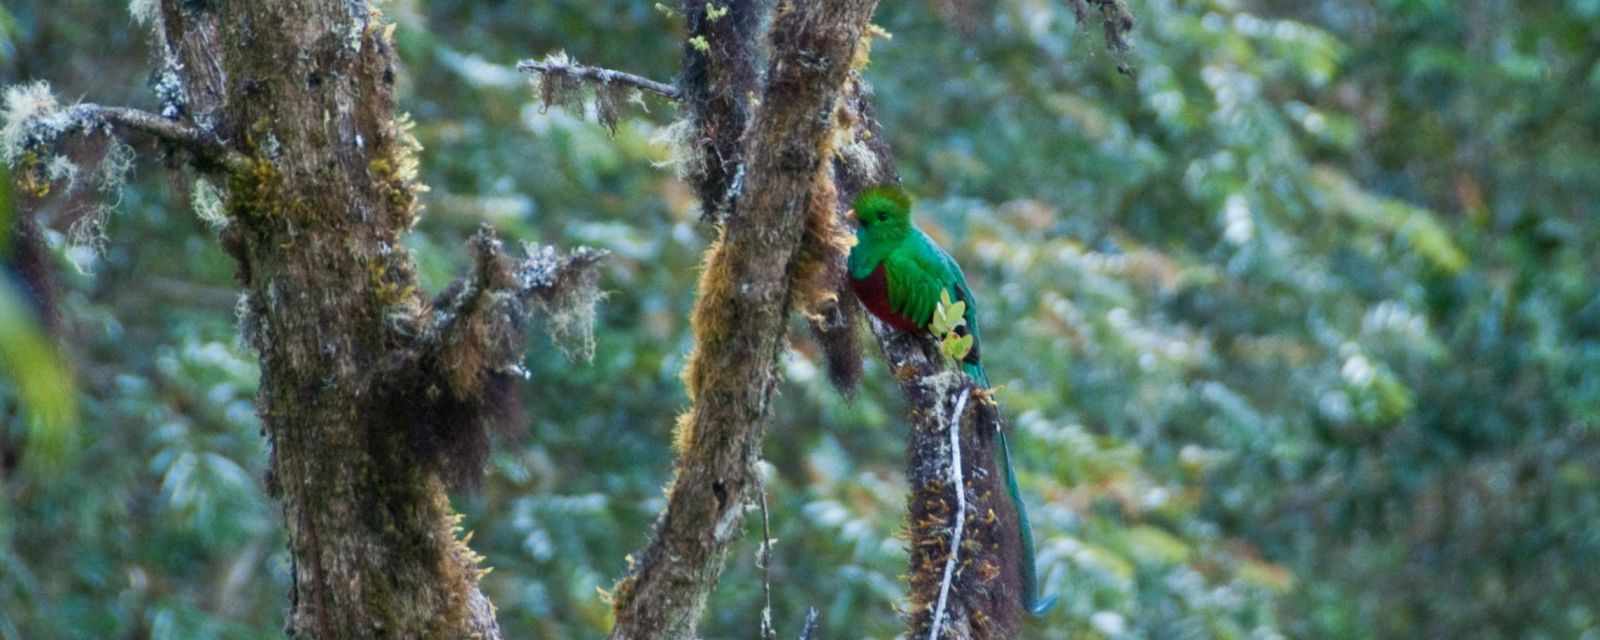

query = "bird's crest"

[854,184,912,224]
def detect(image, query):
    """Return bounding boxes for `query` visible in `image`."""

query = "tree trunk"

[162,3,504,636]
[677,0,763,222]
[1,2,619,636]
[606,2,881,638]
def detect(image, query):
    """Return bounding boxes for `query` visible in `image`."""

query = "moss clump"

[674,229,738,453]
[225,155,284,220]
[15,151,51,198]
[368,255,418,308]
[364,109,426,231]
[671,409,696,455]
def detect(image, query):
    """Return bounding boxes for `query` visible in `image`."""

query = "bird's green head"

[851,184,913,243]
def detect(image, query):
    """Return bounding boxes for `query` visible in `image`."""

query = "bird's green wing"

[882,245,947,329]
[907,230,982,354]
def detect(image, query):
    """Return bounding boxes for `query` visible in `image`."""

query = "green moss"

[357,111,427,233]
[367,255,418,307]
[224,155,282,220]
[16,150,50,198]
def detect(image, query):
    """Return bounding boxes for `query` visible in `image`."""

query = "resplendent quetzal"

[846,184,1057,616]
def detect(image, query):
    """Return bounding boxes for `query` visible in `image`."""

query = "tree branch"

[516,57,681,101]
[1069,0,1138,74]
[68,104,248,170]
[759,478,778,640]
[606,2,882,638]
[431,224,606,401]
[3,99,247,173]
[798,608,821,640]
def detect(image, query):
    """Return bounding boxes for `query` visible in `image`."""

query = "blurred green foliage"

[2,1,1597,639]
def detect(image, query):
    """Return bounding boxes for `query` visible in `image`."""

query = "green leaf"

[940,333,973,362]
[930,289,966,338]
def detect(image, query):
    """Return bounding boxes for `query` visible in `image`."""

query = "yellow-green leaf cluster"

[931,289,971,362]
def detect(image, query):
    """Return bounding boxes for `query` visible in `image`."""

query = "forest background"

[2,0,1597,638]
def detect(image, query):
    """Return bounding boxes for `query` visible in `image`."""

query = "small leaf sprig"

[932,289,973,363]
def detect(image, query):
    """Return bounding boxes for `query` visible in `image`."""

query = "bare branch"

[759,478,777,640]
[516,57,681,101]
[798,608,821,640]
[70,104,248,170]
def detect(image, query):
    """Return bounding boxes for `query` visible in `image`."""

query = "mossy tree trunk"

[605,1,881,638]
[677,0,762,223]
[158,2,506,637]
[0,1,603,636]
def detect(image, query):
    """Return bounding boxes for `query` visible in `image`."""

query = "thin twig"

[758,474,777,640]
[928,386,971,640]
[516,58,681,101]
[797,607,820,640]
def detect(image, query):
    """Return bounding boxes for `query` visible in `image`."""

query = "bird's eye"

[877,211,888,222]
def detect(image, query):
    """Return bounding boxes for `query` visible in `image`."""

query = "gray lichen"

[128,0,160,26]
[45,155,79,192]
[519,242,606,362]
[649,118,708,181]
[96,139,136,197]
[154,54,189,120]
[192,177,228,230]
[0,81,69,166]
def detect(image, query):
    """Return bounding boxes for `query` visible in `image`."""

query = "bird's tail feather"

[998,428,1057,616]
[962,359,1053,615]
[961,361,990,388]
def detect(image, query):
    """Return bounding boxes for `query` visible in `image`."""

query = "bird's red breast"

[850,264,924,333]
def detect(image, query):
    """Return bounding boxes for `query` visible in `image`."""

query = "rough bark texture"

[606,2,882,638]
[148,3,510,637]
[678,0,764,222]
[897,351,1025,639]
[0,2,618,637]
[829,80,1028,639]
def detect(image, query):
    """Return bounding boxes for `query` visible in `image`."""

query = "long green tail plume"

[999,428,1057,616]
[961,361,990,388]
[963,360,1056,616]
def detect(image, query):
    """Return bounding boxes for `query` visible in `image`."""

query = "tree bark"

[606,2,881,638]
[0,1,606,636]
[153,2,509,637]
[678,0,764,222]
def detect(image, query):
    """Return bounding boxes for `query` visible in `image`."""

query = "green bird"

[846,184,1057,616]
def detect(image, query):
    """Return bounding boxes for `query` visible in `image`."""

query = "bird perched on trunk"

[846,184,1057,616]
